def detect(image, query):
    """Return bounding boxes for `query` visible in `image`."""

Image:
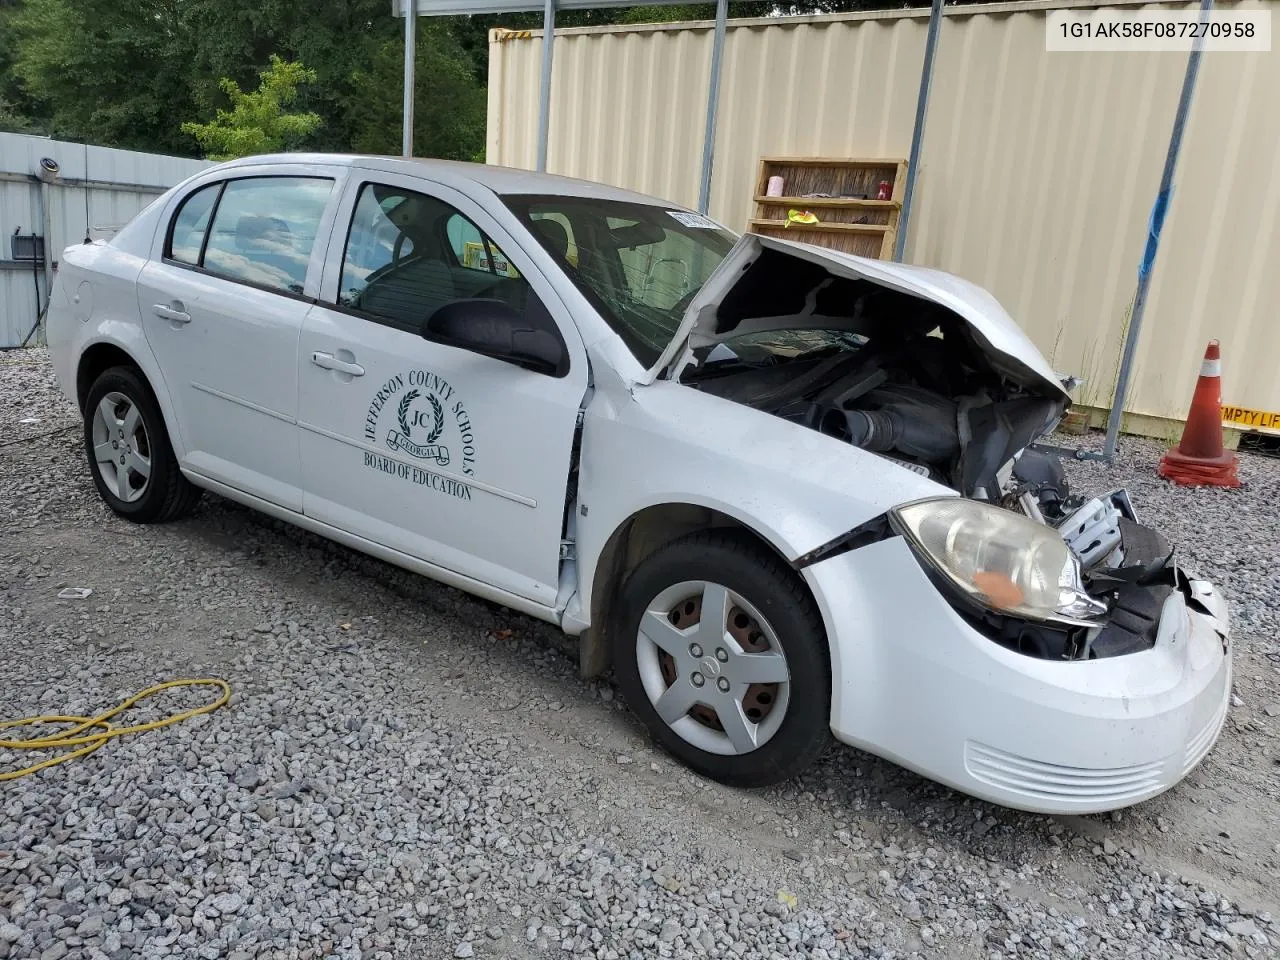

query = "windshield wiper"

[681,356,774,380]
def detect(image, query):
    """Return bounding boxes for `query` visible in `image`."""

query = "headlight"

[890,498,1107,626]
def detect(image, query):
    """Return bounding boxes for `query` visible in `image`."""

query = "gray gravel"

[2,347,1278,960]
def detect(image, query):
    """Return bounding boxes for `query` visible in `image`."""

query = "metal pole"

[1100,0,1212,461]
[38,179,55,342]
[402,0,416,158]
[536,0,556,172]
[894,0,944,262]
[697,0,729,215]
[18,234,42,348]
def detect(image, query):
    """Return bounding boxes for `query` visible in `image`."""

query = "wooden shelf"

[751,156,907,260]
[759,156,905,167]
[749,219,889,235]
[753,195,899,209]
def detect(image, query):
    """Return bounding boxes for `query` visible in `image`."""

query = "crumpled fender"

[573,378,953,625]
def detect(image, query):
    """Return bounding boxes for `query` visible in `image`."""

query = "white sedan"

[46,154,1231,813]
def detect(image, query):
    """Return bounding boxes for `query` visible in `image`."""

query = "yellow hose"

[1,679,231,782]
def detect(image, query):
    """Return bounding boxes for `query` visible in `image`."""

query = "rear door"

[137,168,344,509]
[297,172,589,606]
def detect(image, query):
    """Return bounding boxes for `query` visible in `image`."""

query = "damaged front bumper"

[804,535,1232,814]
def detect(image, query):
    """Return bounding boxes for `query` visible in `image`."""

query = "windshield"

[503,195,737,366]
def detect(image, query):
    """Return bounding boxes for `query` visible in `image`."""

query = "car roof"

[215,154,684,209]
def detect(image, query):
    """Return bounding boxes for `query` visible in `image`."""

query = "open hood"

[641,234,1068,400]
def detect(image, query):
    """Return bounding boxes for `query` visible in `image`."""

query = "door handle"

[311,351,366,377]
[153,303,191,324]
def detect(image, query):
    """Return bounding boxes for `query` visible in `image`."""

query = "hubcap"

[91,392,151,503]
[636,580,791,756]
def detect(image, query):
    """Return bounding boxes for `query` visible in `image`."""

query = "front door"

[297,174,588,606]
[137,172,339,510]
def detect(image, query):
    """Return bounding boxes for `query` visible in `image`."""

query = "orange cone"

[1157,340,1241,487]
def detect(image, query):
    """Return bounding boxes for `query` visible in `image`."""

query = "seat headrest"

[532,218,570,259]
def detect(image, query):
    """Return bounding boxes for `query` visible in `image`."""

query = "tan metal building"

[486,0,1280,436]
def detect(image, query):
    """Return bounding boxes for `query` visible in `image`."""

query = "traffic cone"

[1157,340,1241,487]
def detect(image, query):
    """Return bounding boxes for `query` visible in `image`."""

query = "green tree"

[347,22,487,161]
[11,0,196,151]
[3,0,488,158]
[181,0,392,153]
[181,0,486,159]
[0,1,43,133]
[182,55,322,160]
[0,97,32,133]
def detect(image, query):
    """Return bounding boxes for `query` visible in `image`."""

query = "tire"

[612,530,832,787]
[83,366,201,523]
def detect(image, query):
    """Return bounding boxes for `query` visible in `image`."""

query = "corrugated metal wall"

[487,0,1280,424]
[0,133,211,347]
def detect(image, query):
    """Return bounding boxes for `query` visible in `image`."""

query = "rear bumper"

[806,536,1232,814]
[44,285,78,405]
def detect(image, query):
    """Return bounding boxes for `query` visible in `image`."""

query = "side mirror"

[424,298,566,376]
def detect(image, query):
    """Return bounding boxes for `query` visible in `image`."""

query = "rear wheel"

[84,366,201,523]
[612,531,832,787]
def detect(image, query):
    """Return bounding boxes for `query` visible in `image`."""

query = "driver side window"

[337,182,524,332]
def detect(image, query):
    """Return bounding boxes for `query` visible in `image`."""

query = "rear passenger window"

[167,183,220,265]
[201,177,332,295]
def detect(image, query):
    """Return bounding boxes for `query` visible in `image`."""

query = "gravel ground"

[2,347,1278,960]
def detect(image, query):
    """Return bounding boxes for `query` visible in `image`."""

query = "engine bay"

[675,249,1189,660]
[682,268,1067,501]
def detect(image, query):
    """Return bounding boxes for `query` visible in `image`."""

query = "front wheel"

[612,531,832,787]
[83,366,201,523]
